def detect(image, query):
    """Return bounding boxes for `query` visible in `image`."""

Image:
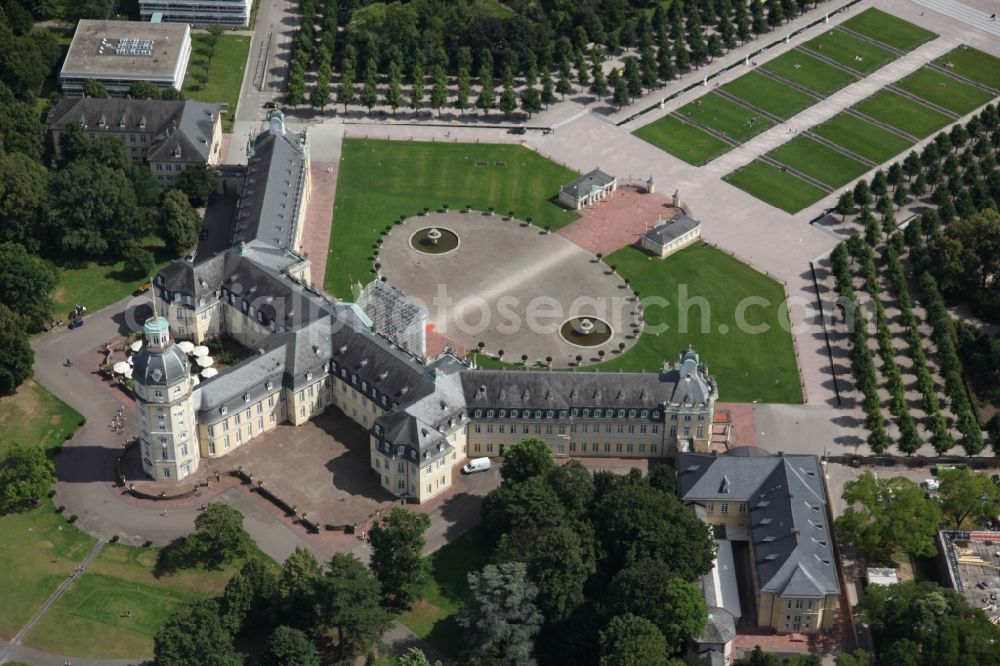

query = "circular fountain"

[410,227,459,254]
[560,316,613,347]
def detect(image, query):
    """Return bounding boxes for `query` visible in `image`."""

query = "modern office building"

[139,0,253,28]
[60,20,192,97]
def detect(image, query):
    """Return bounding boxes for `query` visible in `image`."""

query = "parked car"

[132,281,151,297]
[507,126,526,135]
[462,457,491,474]
[68,318,84,329]
[185,250,197,263]
[925,478,940,498]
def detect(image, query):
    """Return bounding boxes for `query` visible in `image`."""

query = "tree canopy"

[937,467,1000,528]
[858,581,1000,665]
[500,436,556,484]
[598,613,670,666]
[459,562,544,665]
[0,303,32,395]
[187,502,252,567]
[153,598,243,666]
[368,507,431,612]
[0,242,56,331]
[260,625,320,666]
[835,472,942,561]
[0,443,55,513]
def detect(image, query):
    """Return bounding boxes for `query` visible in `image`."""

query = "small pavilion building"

[558,169,617,210]
[640,213,702,258]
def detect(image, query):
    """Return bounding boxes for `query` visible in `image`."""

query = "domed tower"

[133,316,199,481]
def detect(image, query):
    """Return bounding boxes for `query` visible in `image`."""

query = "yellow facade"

[757,592,839,633]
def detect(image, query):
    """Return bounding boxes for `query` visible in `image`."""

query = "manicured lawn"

[182,34,251,131]
[48,237,173,318]
[840,7,937,51]
[803,29,896,74]
[720,71,816,119]
[853,90,953,138]
[811,113,914,163]
[0,503,96,640]
[724,160,828,215]
[326,140,580,298]
[25,544,273,658]
[767,136,870,188]
[633,113,733,165]
[398,526,490,657]
[761,50,858,96]
[0,380,84,456]
[675,92,775,143]
[896,67,996,115]
[599,244,802,403]
[935,46,1000,91]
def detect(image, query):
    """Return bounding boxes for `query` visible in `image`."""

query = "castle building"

[132,315,199,481]
[147,117,718,503]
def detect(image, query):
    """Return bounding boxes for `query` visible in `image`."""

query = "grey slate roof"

[48,98,220,163]
[698,607,736,645]
[642,213,700,246]
[233,126,308,250]
[560,168,615,200]
[133,340,190,387]
[677,452,840,599]
[460,364,713,411]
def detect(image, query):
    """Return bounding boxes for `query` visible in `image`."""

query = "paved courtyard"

[556,187,681,256]
[377,211,639,367]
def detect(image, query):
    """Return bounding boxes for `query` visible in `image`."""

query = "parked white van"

[462,457,491,474]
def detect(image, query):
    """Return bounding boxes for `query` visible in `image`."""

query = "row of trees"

[466,437,715,664]
[830,242,887,453]
[288,0,831,114]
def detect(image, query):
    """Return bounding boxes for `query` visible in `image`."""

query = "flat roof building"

[60,20,192,97]
[139,0,253,28]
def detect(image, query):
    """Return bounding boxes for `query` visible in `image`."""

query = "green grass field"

[24,543,256,658]
[182,34,251,131]
[398,526,490,657]
[597,244,802,403]
[762,50,858,96]
[0,504,96,640]
[897,67,996,115]
[803,29,896,74]
[676,92,775,142]
[720,71,816,119]
[724,160,829,215]
[633,114,733,165]
[47,237,171,319]
[811,113,914,163]
[840,7,937,51]
[936,46,1000,91]
[326,140,580,298]
[768,136,870,188]
[0,380,84,456]
[854,90,953,138]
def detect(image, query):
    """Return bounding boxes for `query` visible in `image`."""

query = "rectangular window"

[398,480,405,490]
[570,442,576,452]
[615,443,623,453]
[180,444,188,456]
[604,443,610,452]
[795,600,803,609]
[397,462,404,473]
[639,443,645,453]
[604,424,612,433]
[739,503,748,513]
[162,468,170,478]
[534,426,541,434]
[235,413,241,425]
[546,426,553,435]
[475,443,481,453]
[707,503,714,513]
[628,425,635,434]
[475,424,481,433]
[208,425,215,437]
[487,444,494,453]
[651,444,657,454]
[720,503,729,514]
[208,441,216,454]
[652,425,659,434]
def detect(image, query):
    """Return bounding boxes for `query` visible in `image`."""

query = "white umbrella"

[191,375,201,386]
[177,340,195,354]
[127,355,134,365]
[196,356,215,368]
[192,345,210,357]
[201,367,219,378]
[130,340,143,352]
[112,361,130,374]
[123,366,133,379]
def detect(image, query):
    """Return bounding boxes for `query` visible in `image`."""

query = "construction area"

[938,530,1000,624]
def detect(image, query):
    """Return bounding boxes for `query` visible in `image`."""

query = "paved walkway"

[911,0,1000,36]
[299,160,339,289]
